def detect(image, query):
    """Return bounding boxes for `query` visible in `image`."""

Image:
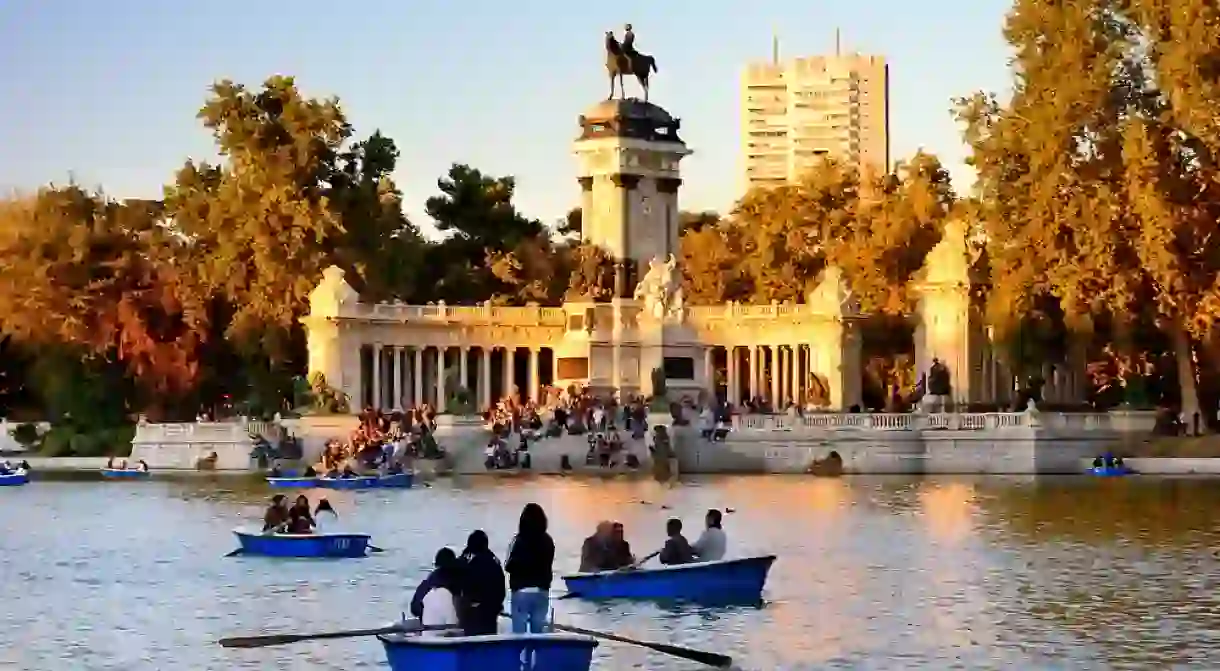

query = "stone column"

[413,348,424,409]
[790,345,801,404]
[436,347,447,411]
[704,348,714,397]
[371,343,382,410]
[503,348,514,400]
[749,345,760,400]
[459,346,470,400]
[778,347,788,406]
[391,346,402,410]
[481,347,492,409]
[770,347,780,406]
[528,348,540,403]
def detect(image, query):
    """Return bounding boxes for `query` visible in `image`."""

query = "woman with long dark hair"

[456,530,506,635]
[505,503,555,634]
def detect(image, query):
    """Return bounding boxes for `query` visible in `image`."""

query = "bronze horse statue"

[605,31,657,102]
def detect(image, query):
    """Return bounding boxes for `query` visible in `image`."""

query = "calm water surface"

[2,474,1220,670]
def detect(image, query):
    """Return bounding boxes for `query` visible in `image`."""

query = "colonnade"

[362,344,550,412]
[359,342,844,412]
[717,344,837,408]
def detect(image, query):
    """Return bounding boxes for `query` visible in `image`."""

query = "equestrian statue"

[605,23,658,101]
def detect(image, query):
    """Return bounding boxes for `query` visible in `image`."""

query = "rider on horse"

[623,24,637,57]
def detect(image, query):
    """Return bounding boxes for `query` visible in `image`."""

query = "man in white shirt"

[692,508,727,561]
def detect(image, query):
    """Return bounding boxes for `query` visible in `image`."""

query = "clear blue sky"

[0,0,1013,234]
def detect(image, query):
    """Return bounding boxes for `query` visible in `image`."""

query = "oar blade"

[220,633,309,649]
[551,622,733,668]
[218,623,432,649]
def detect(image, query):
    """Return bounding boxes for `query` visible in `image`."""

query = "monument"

[299,26,1015,414]
[560,70,698,398]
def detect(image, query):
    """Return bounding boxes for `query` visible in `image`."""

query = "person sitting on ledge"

[658,518,696,566]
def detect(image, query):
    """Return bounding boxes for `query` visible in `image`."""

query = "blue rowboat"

[231,527,372,558]
[379,632,597,671]
[317,475,379,490]
[562,555,776,601]
[376,472,413,489]
[101,468,151,479]
[0,472,29,487]
[1091,465,1133,476]
[266,477,318,488]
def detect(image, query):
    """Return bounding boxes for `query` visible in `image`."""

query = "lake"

[2,473,1219,670]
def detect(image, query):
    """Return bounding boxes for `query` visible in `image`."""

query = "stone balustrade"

[346,302,568,326]
[129,420,268,470]
[729,410,1139,433]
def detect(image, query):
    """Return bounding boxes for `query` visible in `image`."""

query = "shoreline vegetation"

[4,3,1220,442]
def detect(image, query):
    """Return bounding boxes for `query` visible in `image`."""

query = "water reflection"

[4,475,1220,669]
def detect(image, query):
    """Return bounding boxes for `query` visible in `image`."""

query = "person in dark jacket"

[456,530,506,635]
[505,503,555,633]
[410,547,459,618]
[658,517,696,565]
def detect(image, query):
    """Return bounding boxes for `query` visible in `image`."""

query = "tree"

[679,221,750,304]
[328,130,427,302]
[162,76,352,360]
[825,153,952,314]
[956,0,1220,420]
[0,187,210,417]
[425,164,546,303]
[557,206,582,239]
[487,236,574,305]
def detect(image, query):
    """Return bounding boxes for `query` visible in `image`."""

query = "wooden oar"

[550,621,734,668]
[559,550,661,599]
[219,621,449,649]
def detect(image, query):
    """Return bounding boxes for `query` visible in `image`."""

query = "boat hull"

[377,472,413,488]
[1091,466,1133,476]
[101,469,150,479]
[0,472,29,487]
[232,528,371,558]
[379,632,597,671]
[562,555,776,601]
[317,476,380,490]
[266,477,318,488]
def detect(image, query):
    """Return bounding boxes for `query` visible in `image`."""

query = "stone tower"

[556,99,704,399]
[573,99,691,293]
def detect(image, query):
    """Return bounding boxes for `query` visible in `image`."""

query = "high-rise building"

[741,35,890,193]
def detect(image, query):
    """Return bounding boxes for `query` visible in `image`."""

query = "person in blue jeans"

[505,502,555,634]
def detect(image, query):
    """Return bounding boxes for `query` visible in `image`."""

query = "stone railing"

[132,420,276,444]
[730,411,1122,433]
[347,302,567,326]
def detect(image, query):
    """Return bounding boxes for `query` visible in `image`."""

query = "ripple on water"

[3,474,1220,669]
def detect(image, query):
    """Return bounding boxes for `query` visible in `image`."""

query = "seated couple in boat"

[105,457,149,472]
[320,464,362,479]
[1092,452,1125,468]
[579,521,636,571]
[0,460,30,475]
[262,494,337,533]
[658,509,727,566]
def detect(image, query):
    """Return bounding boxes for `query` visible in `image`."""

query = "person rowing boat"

[579,520,635,571]
[262,495,289,532]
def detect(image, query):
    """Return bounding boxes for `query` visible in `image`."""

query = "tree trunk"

[1172,322,1203,433]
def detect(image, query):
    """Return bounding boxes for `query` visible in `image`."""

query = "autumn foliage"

[6,0,1220,430]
